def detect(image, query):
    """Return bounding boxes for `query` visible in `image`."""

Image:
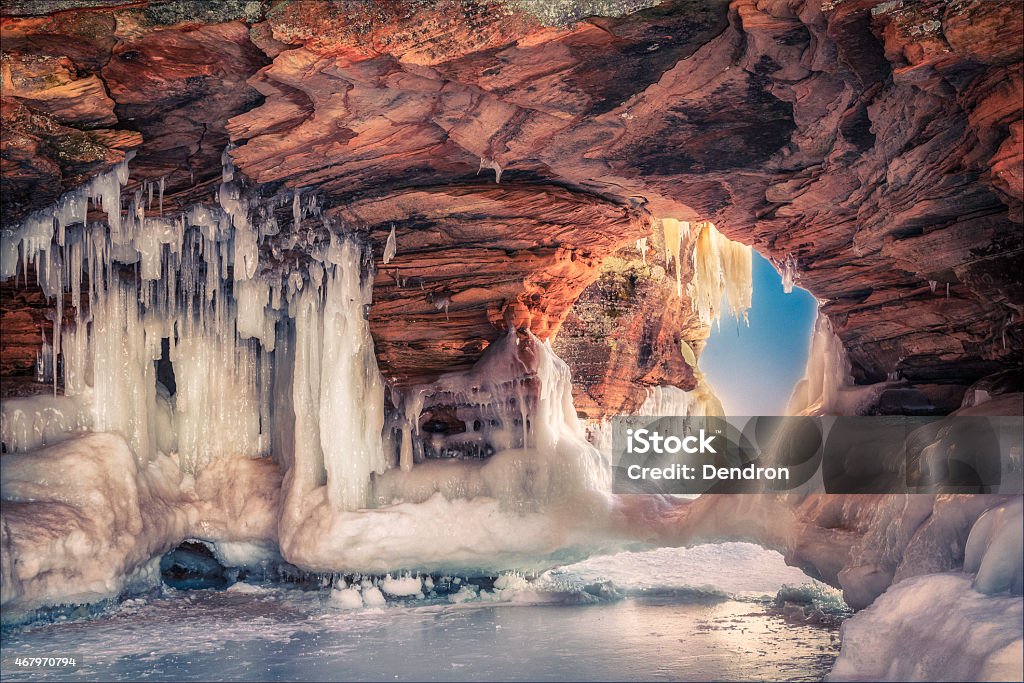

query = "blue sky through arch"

[699,251,817,416]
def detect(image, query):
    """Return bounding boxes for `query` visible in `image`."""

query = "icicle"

[928,279,938,294]
[292,188,302,231]
[689,221,752,327]
[221,148,235,184]
[635,237,648,264]
[478,157,503,183]
[383,225,397,265]
[946,283,950,299]
[35,330,52,384]
[430,292,452,321]
[779,253,797,294]
[661,218,685,297]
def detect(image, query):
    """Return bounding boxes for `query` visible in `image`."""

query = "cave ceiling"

[1,0,1021,410]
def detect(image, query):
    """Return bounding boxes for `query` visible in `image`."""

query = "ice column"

[320,239,387,509]
[287,239,387,513]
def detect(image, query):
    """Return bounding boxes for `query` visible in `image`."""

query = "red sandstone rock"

[0,0,1020,416]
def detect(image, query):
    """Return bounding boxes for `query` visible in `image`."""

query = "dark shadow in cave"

[155,337,176,395]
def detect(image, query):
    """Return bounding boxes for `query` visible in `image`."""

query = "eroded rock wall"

[1,0,1021,414]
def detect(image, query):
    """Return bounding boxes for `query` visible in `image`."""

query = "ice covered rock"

[964,498,1024,596]
[0,433,188,622]
[829,573,1023,682]
[0,431,285,622]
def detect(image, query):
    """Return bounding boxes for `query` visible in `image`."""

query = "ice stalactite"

[689,221,752,327]
[383,224,397,265]
[778,253,798,294]
[478,157,503,183]
[634,236,648,264]
[659,218,752,327]
[661,217,688,297]
[785,310,896,416]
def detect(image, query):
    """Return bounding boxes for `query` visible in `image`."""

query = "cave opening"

[700,251,817,416]
[159,540,232,591]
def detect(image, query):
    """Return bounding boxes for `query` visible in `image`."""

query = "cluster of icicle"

[660,218,753,327]
[0,145,618,517]
[0,150,388,512]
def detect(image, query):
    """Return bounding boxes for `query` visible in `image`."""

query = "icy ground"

[0,544,841,682]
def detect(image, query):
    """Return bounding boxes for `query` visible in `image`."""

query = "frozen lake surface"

[1,544,843,682]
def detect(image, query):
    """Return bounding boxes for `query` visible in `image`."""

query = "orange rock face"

[1,0,1021,414]
[334,184,648,385]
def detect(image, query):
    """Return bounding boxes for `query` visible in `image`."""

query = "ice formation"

[829,573,1023,682]
[634,236,648,264]
[0,148,649,605]
[661,217,688,296]
[786,310,896,416]
[274,329,625,574]
[661,219,753,327]
[478,157,503,183]
[0,151,407,614]
[778,253,798,294]
[964,498,1024,596]
[635,381,724,419]
[382,224,397,265]
[688,222,753,327]
[0,394,91,453]
[0,432,281,622]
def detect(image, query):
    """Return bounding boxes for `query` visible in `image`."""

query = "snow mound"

[329,586,364,609]
[829,573,1023,682]
[380,574,423,597]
